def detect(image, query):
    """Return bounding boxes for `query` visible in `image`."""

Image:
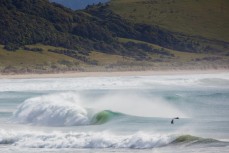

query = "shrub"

[4,43,19,51]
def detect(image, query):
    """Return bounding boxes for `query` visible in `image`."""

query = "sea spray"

[90,92,187,118]
[12,92,187,126]
[12,93,90,126]
[12,92,124,126]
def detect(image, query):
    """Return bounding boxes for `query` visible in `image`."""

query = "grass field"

[0,41,228,73]
[0,44,151,73]
[1,42,227,73]
[109,0,229,42]
[0,45,77,65]
[0,44,81,73]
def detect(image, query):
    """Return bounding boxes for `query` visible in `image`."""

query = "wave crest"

[12,93,90,126]
[91,110,122,124]
[0,130,175,149]
[1,130,224,149]
[12,93,123,126]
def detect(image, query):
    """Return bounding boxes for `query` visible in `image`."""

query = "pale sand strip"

[0,69,228,79]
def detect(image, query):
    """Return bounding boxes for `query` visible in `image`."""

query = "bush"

[22,46,43,53]
[58,60,74,67]
[4,43,19,51]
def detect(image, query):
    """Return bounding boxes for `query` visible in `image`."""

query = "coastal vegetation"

[0,0,228,73]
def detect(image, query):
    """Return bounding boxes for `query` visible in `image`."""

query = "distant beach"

[0,69,228,79]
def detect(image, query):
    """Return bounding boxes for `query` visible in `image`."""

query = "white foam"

[12,93,90,126]
[0,129,175,149]
[0,73,229,92]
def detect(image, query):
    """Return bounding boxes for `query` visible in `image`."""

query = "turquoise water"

[0,73,229,152]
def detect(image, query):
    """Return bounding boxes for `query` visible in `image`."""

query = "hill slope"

[110,0,229,42]
[0,0,228,73]
[1,0,228,54]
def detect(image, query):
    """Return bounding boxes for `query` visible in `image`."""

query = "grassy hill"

[1,0,228,54]
[0,0,228,74]
[1,42,228,74]
[109,0,229,42]
[0,44,81,73]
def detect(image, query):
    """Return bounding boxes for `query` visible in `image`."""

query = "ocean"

[0,73,229,153]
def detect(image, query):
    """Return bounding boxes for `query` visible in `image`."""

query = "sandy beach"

[0,69,228,79]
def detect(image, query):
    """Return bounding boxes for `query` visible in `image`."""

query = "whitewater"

[0,72,229,153]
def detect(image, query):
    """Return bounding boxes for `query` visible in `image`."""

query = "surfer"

[171,117,179,124]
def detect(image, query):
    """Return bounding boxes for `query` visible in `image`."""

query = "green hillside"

[1,41,228,74]
[110,0,229,42]
[0,0,228,74]
[1,0,228,54]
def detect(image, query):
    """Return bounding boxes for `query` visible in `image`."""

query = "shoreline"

[0,69,228,79]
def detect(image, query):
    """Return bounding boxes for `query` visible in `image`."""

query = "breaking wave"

[91,110,122,124]
[0,130,174,148]
[0,130,226,149]
[12,93,122,126]
[12,91,188,126]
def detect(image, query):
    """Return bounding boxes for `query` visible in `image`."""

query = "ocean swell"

[173,135,219,144]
